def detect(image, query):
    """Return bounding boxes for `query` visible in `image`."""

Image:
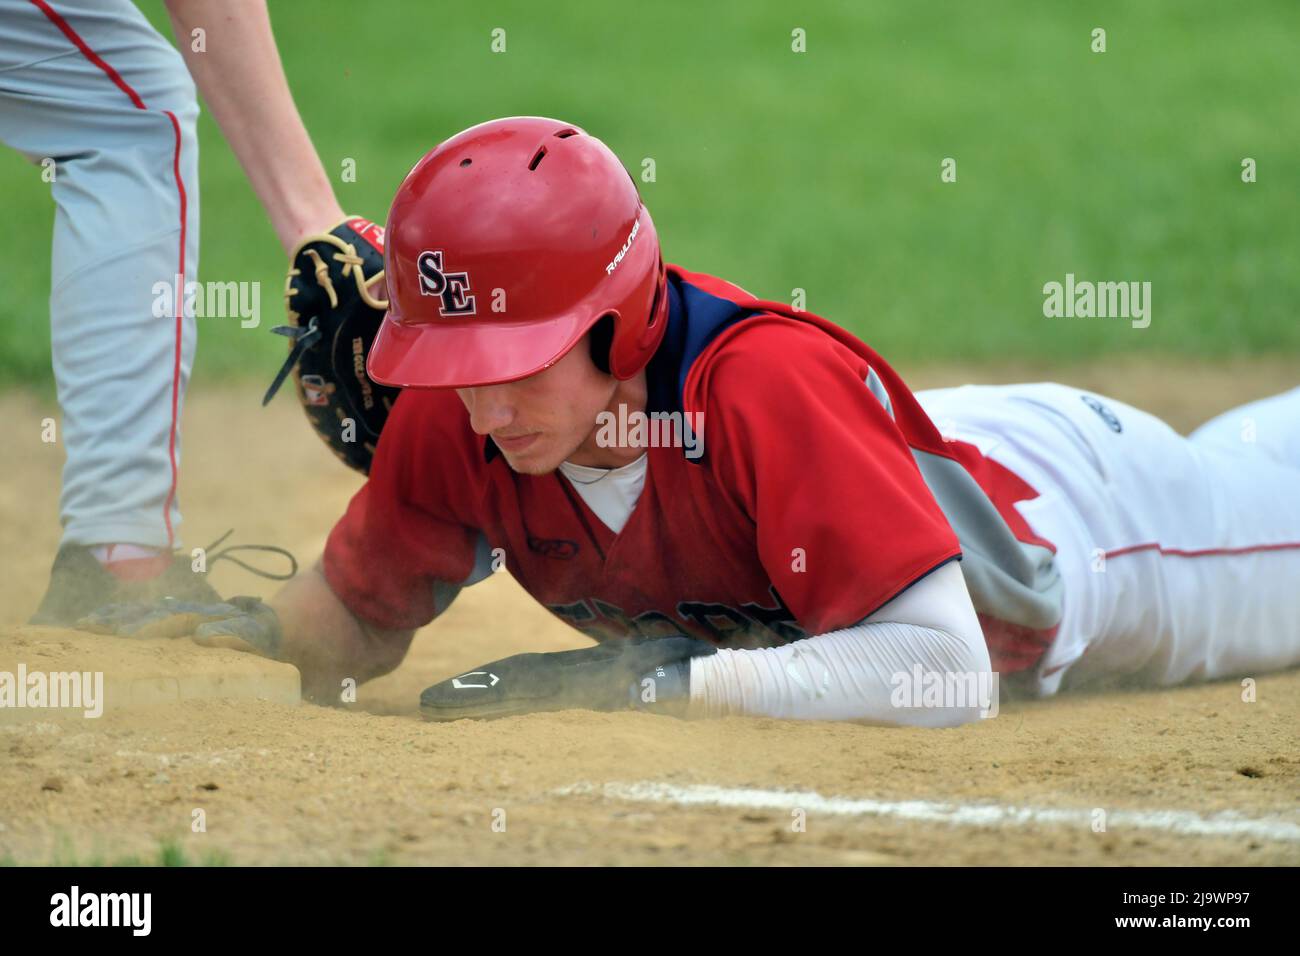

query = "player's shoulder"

[672,266,758,303]
[670,269,861,374]
[717,313,847,360]
[689,310,869,404]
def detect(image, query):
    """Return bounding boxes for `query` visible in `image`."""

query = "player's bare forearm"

[163,0,344,252]
[269,562,413,704]
[77,561,411,705]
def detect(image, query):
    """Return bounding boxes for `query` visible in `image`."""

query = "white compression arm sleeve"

[685,560,993,726]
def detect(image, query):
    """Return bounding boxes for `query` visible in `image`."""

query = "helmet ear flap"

[588,313,616,374]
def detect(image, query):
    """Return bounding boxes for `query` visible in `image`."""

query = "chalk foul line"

[555,781,1300,843]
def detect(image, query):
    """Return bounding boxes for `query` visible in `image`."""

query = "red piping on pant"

[1105,541,1300,560]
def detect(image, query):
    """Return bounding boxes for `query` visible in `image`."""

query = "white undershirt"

[557,457,990,725]
[558,454,648,534]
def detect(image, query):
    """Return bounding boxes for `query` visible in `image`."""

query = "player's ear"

[588,314,615,375]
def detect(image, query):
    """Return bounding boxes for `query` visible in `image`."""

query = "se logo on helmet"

[416,249,477,316]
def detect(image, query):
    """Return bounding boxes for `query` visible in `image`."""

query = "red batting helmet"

[367,117,669,389]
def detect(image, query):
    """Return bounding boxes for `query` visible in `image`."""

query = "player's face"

[456,334,631,475]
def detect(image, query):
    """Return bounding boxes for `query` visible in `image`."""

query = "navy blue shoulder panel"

[644,272,754,417]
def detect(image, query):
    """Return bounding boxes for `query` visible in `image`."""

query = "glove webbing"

[261,228,389,407]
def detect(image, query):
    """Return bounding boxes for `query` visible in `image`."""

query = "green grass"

[1,0,1296,385]
[2,835,231,867]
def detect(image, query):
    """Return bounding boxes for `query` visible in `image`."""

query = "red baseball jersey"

[324,266,1062,668]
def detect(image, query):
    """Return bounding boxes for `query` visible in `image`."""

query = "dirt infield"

[2,357,1298,865]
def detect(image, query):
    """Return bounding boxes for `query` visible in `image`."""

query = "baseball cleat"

[28,544,223,627]
[28,532,298,628]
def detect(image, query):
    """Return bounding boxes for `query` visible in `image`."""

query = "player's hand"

[419,636,717,721]
[77,596,283,659]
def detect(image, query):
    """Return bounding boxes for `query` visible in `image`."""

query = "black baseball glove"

[420,636,718,721]
[262,216,399,475]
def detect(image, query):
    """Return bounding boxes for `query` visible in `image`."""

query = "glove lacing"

[263,224,388,406]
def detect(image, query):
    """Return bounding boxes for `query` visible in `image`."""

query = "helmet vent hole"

[554,128,578,139]
[528,146,548,171]
[460,158,472,167]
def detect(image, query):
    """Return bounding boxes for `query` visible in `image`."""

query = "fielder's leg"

[0,0,202,619]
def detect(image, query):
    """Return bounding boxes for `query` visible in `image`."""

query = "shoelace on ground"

[201,529,298,581]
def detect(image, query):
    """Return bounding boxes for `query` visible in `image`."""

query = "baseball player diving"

[82,117,1300,727]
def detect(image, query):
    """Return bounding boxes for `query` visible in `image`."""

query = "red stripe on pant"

[1106,541,1300,559]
